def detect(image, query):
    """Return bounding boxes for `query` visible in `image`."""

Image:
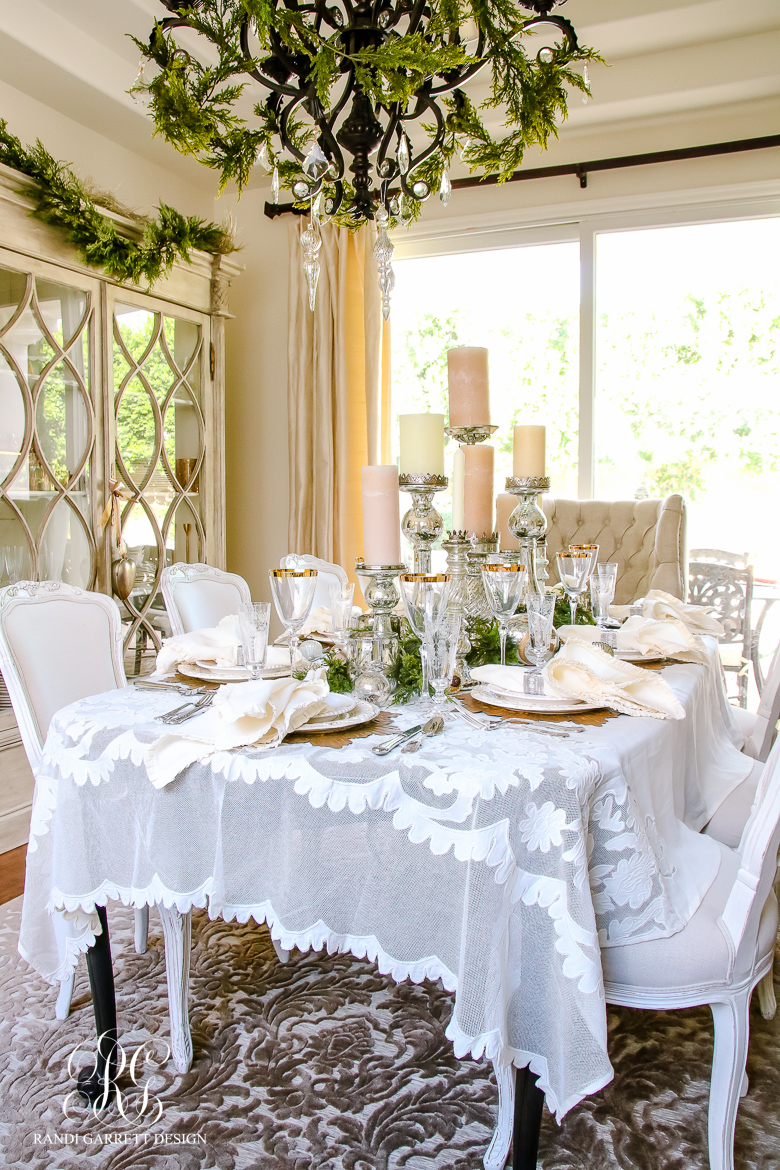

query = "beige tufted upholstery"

[543,494,686,604]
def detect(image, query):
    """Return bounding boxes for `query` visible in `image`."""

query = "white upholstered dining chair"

[0,581,149,1019]
[280,554,348,611]
[543,494,686,604]
[161,562,251,635]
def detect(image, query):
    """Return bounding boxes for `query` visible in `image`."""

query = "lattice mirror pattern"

[113,302,206,674]
[0,262,96,591]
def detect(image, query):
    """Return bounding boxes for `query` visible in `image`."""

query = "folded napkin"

[275,604,363,642]
[145,670,330,788]
[156,615,289,675]
[470,664,561,700]
[611,589,724,636]
[544,641,685,719]
[559,616,709,664]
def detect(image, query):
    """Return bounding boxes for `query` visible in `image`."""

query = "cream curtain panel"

[288,220,391,583]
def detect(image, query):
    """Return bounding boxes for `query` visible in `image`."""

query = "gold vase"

[112,555,137,601]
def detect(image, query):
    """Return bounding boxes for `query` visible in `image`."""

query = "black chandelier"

[140,0,595,314]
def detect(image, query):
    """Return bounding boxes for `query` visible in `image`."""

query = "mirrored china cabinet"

[0,163,240,851]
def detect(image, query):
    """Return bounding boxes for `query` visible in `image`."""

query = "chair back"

[743,644,780,763]
[0,582,125,773]
[688,560,753,647]
[543,494,686,604]
[722,735,780,978]
[161,563,251,636]
[280,554,349,612]
[690,548,749,569]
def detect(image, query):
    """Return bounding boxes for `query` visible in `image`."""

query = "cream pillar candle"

[447,347,490,427]
[361,465,401,565]
[463,445,494,536]
[399,414,445,475]
[496,493,521,551]
[451,447,466,532]
[512,425,546,478]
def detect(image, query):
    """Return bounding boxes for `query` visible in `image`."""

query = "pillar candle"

[513,425,546,478]
[447,347,490,427]
[463,445,494,536]
[361,465,401,565]
[399,414,445,475]
[451,447,466,532]
[496,493,521,551]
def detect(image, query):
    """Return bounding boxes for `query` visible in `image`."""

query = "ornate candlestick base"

[354,560,405,690]
[506,475,550,596]
[442,530,472,682]
[399,473,448,575]
[465,532,500,622]
[444,425,498,446]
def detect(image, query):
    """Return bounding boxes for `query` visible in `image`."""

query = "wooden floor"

[0,844,26,906]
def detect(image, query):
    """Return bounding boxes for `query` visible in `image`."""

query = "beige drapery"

[287,220,391,584]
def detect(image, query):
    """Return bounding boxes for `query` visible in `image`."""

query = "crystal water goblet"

[481,563,526,666]
[589,577,612,628]
[424,613,461,712]
[238,601,271,680]
[399,574,451,701]
[5,546,24,583]
[556,553,591,626]
[328,582,355,653]
[597,561,618,599]
[569,543,599,579]
[526,589,556,693]
[268,569,318,672]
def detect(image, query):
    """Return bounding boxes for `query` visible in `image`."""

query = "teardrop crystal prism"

[301,221,322,312]
[439,168,452,207]
[131,60,147,105]
[397,135,410,175]
[582,63,590,104]
[272,166,280,204]
[256,141,270,172]
[302,142,329,181]
[373,207,395,321]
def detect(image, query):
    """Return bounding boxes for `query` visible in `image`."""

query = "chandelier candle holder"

[506,477,550,597]
[442,530,473,682]
[466,532,500,622]
[399,474,448,575]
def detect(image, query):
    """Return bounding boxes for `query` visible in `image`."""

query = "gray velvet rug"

[0,897,778,1168]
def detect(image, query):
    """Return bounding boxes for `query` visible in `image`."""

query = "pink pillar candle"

[496,493,521,551]
[463,445,494,537]
[361,465,401,565]
[447,347,490,427]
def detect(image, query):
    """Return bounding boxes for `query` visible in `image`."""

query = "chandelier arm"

[279,94,311,163]
[405,0,430,38]
[398,90,445,198]
[523,13,580,53]
[236,13,303,98]
[375,110,402,180]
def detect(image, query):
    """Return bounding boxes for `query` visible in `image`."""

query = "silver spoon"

[401,713,445,753]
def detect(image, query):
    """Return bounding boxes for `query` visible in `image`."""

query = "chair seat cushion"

[719,644,746,670]
[703,760,763,849]
[603,841,778,994]
[732,705,758,743]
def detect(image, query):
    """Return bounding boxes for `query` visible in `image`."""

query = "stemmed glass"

[589,577,613,628]
[556,552,591,626]
[424,613,461,712]
[238,601,271,680]
[526,590,556,692]
[268,569,318,672]
[328,582,355,653]
[399,574,451,701]
[481,563,527,666]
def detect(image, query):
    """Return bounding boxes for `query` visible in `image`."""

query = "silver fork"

[157,692,215,725]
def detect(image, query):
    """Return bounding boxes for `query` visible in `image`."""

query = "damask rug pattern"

[0,897,778,1168]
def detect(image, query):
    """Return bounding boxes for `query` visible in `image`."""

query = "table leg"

[513,1066,544,1170]
[78,906,118,1107]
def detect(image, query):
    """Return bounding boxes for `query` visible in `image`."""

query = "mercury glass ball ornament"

[353,669,391,705]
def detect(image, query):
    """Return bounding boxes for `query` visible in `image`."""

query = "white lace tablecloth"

[19,639,750,1120]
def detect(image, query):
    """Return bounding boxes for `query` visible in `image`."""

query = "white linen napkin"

[470,664,561,699]
[544,641,685,719]
[610,589,724,636]
[156,615,290,675]
[274,604,363,642]
[145,670,331,788]
[558,617,709,664]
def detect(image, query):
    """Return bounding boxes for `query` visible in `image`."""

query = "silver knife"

[372,725,424,755]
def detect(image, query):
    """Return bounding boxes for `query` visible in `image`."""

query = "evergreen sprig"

[132,0,600,223]
[0,121,235,285]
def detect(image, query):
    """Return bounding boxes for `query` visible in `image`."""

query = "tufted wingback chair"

[543,494,686,604]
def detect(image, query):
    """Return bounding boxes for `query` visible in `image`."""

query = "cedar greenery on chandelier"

[134,0,597,315]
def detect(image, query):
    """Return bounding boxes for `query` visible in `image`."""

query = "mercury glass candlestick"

[399,473,448,575]
[442,530,473,682]
[354,559,405,693]
[465,532,500,622]
[506,476,550,597]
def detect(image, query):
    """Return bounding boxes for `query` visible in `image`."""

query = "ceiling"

[0,0,777,191]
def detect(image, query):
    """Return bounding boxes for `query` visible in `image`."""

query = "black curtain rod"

[264,134,780,218]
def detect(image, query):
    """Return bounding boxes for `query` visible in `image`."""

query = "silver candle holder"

[442,530,473,682]
[353,559,406,690]
[444,425,498,445]
[465,532,500,621]
[506,476,550,596]
[399,473,448,575]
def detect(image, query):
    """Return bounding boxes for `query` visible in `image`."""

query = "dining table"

[18,637,753,1169]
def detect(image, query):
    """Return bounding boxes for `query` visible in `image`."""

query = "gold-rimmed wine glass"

[268,569,318,672]
[556,552,591,626]
[399,573,451,701]
[568,543,599,579]
[481,563,527,666]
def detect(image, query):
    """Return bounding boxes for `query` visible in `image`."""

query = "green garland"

[132,0,600,224]
[0,120,235,285]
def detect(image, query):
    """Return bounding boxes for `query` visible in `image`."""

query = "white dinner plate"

[612,650,666,664]
[179,661,291,683]
[305,694,357,723]
[470,684,604,715]
[295,699,379,733]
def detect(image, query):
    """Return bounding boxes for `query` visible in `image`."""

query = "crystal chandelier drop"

[138,1,595,316]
